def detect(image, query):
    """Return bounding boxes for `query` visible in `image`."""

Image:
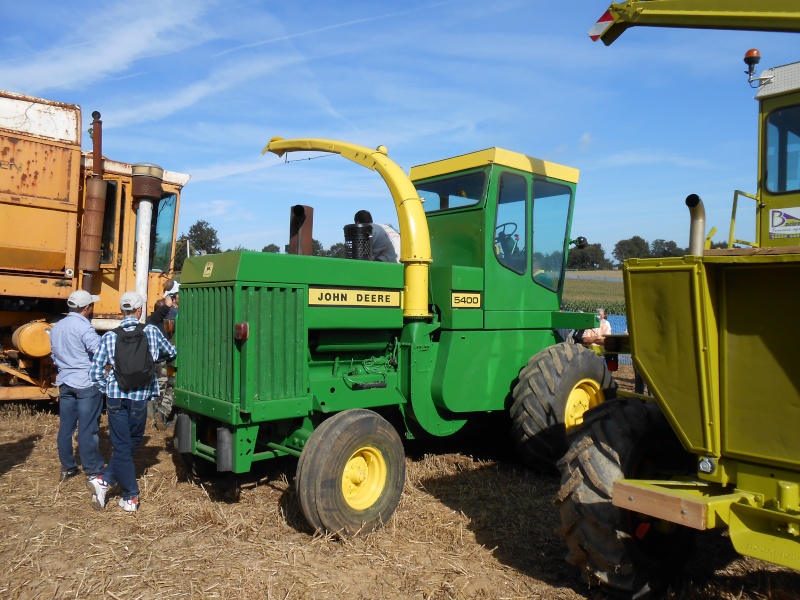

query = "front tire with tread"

[295,409,405,536]
[555,398,695,597]
[510,342,616,469]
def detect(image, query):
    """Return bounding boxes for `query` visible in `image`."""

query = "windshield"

[151,193,178,272]
[415,171,487,212]
[766,104,800,194]
[134,193,178,273]
[532,180,572,292]
[494,172,527,273]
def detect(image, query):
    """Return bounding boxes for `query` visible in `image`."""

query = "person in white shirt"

[576,308,612,346]
[354,210,399,262]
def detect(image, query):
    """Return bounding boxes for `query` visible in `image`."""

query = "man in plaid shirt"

[87,291,177,512]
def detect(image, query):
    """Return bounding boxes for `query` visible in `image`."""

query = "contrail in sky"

[212,1,459,58]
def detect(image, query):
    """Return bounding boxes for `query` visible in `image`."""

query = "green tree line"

[568,235,729,270]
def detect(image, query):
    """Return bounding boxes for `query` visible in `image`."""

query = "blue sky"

[3,1,798,258]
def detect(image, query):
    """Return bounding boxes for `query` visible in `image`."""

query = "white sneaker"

[118,496,139,512]
[86,476,108,510]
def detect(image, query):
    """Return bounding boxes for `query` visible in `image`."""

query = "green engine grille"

[177,285,305,404]
[177,286,235,401]
[241,286,305,401]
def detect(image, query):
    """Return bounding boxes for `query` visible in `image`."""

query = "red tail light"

[234,322,249,341]
[605,353,618,372]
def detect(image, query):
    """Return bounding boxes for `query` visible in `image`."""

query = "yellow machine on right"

[558,1,800,596]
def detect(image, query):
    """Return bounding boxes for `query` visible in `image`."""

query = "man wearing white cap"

[87,291,176,512]
[50,290,105,482]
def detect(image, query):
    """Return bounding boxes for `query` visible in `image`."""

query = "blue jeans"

[57,384,105,475]
[101,397,148,500]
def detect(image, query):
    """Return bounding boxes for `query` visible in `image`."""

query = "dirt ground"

[1,365,798,599]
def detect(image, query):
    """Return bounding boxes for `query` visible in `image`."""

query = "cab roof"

[409,147,579,184]
[755,60,800,100]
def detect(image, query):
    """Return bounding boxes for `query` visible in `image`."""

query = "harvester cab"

[173,137,615,536]
[410,147,582,312]
[738,52,800,248]
[557,2,800,596]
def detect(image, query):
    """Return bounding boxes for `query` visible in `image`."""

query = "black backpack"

[114,324,155,391]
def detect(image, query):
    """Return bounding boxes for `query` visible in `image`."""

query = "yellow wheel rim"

[564,378,604,432]
[341,446,387,510]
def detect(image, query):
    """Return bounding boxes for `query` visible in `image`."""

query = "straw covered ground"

[1,365,798,599]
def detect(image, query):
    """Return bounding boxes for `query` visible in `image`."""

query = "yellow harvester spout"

[263,137,432,319]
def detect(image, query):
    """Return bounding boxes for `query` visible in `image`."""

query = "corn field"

[562,274,625,316]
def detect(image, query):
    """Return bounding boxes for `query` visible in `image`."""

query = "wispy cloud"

[553,133,595,158]
[103,53,303,128]
[0,0,217,94]
[212,1,462,58]
[190,158,276,183]
[589,150,714,170]
[204,200,236,216]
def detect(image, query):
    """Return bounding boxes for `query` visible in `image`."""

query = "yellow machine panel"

[0,203,76,273]
[0,134,80,204]
[0,104,81,280]
[625,257,719,455]
[720,262,800,469]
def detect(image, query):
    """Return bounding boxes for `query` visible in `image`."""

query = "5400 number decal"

[451,292,481,308]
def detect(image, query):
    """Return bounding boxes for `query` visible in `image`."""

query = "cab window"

[100,181,118,264]
[416,171,486,212]
[532,180,572,291]
[494,172,527,273]
[766,104,800,193]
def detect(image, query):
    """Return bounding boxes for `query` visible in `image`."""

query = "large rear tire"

[555,398,696,597]
[295,409,405,536]
[510,342,616,469]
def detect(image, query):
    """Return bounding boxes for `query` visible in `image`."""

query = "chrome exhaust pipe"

[685,194,706,256]
[132,163,164,314]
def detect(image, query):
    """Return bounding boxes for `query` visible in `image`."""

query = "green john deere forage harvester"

[173,138,615,535]
[558,2,800,597]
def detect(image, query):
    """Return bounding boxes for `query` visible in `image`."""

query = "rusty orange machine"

[0,91,189,401]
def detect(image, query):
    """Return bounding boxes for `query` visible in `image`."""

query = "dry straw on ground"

[1,366,797,599]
